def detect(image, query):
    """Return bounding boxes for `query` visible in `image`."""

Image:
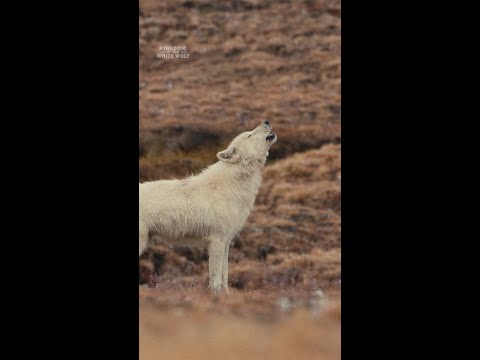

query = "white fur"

[139,122,277,292]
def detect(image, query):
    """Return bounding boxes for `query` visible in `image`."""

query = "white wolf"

[139,121,277,292]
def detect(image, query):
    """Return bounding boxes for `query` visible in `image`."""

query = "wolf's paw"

[209,282,223,294]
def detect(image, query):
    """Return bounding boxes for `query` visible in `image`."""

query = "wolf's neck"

[200,160,263,195]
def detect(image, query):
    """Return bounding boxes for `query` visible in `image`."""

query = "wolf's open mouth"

[266,133,275,141]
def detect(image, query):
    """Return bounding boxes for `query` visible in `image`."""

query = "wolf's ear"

[217,147,239,163]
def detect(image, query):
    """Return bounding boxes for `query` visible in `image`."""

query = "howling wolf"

[139,121,277,292]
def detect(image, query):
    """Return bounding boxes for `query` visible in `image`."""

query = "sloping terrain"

[139,1,340,359]
[139,144,341,290]
[139,0,340,179]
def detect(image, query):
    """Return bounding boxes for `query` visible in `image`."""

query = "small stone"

[277,297,292,312]
[313,289,325,299]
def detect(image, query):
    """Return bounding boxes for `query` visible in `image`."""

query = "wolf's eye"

[247,134,252,138]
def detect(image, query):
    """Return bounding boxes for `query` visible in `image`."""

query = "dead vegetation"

[140,298,340,360]
[140,283,340,359]
[139,0,340,170]
[139,0,340,358]
[139,144,341,288]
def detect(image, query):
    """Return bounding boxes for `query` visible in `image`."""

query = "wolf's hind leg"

[139,221,149,257]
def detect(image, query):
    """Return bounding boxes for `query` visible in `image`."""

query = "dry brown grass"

[139,0,340,164]
[140,285,340,360]
[138,144,341,357]
[139,145,341,359]
[140,144,341,287]
[140,305,340,360]
[139,0,341,357]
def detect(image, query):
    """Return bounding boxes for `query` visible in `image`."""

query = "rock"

[277,297,292,312]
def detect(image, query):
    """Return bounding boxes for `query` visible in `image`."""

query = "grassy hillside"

[139,1,340,359]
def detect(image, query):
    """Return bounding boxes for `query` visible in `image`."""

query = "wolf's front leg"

[207,236,225,293]
[222,240,231,292]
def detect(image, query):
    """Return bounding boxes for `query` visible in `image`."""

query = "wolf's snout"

[266,133,276,142]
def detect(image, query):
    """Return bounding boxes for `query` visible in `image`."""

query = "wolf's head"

[217,121,277,166]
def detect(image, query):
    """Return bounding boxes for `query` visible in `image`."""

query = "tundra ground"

[139,0,340,358]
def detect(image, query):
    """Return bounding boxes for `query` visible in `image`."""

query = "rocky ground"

[139,0,340,359]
